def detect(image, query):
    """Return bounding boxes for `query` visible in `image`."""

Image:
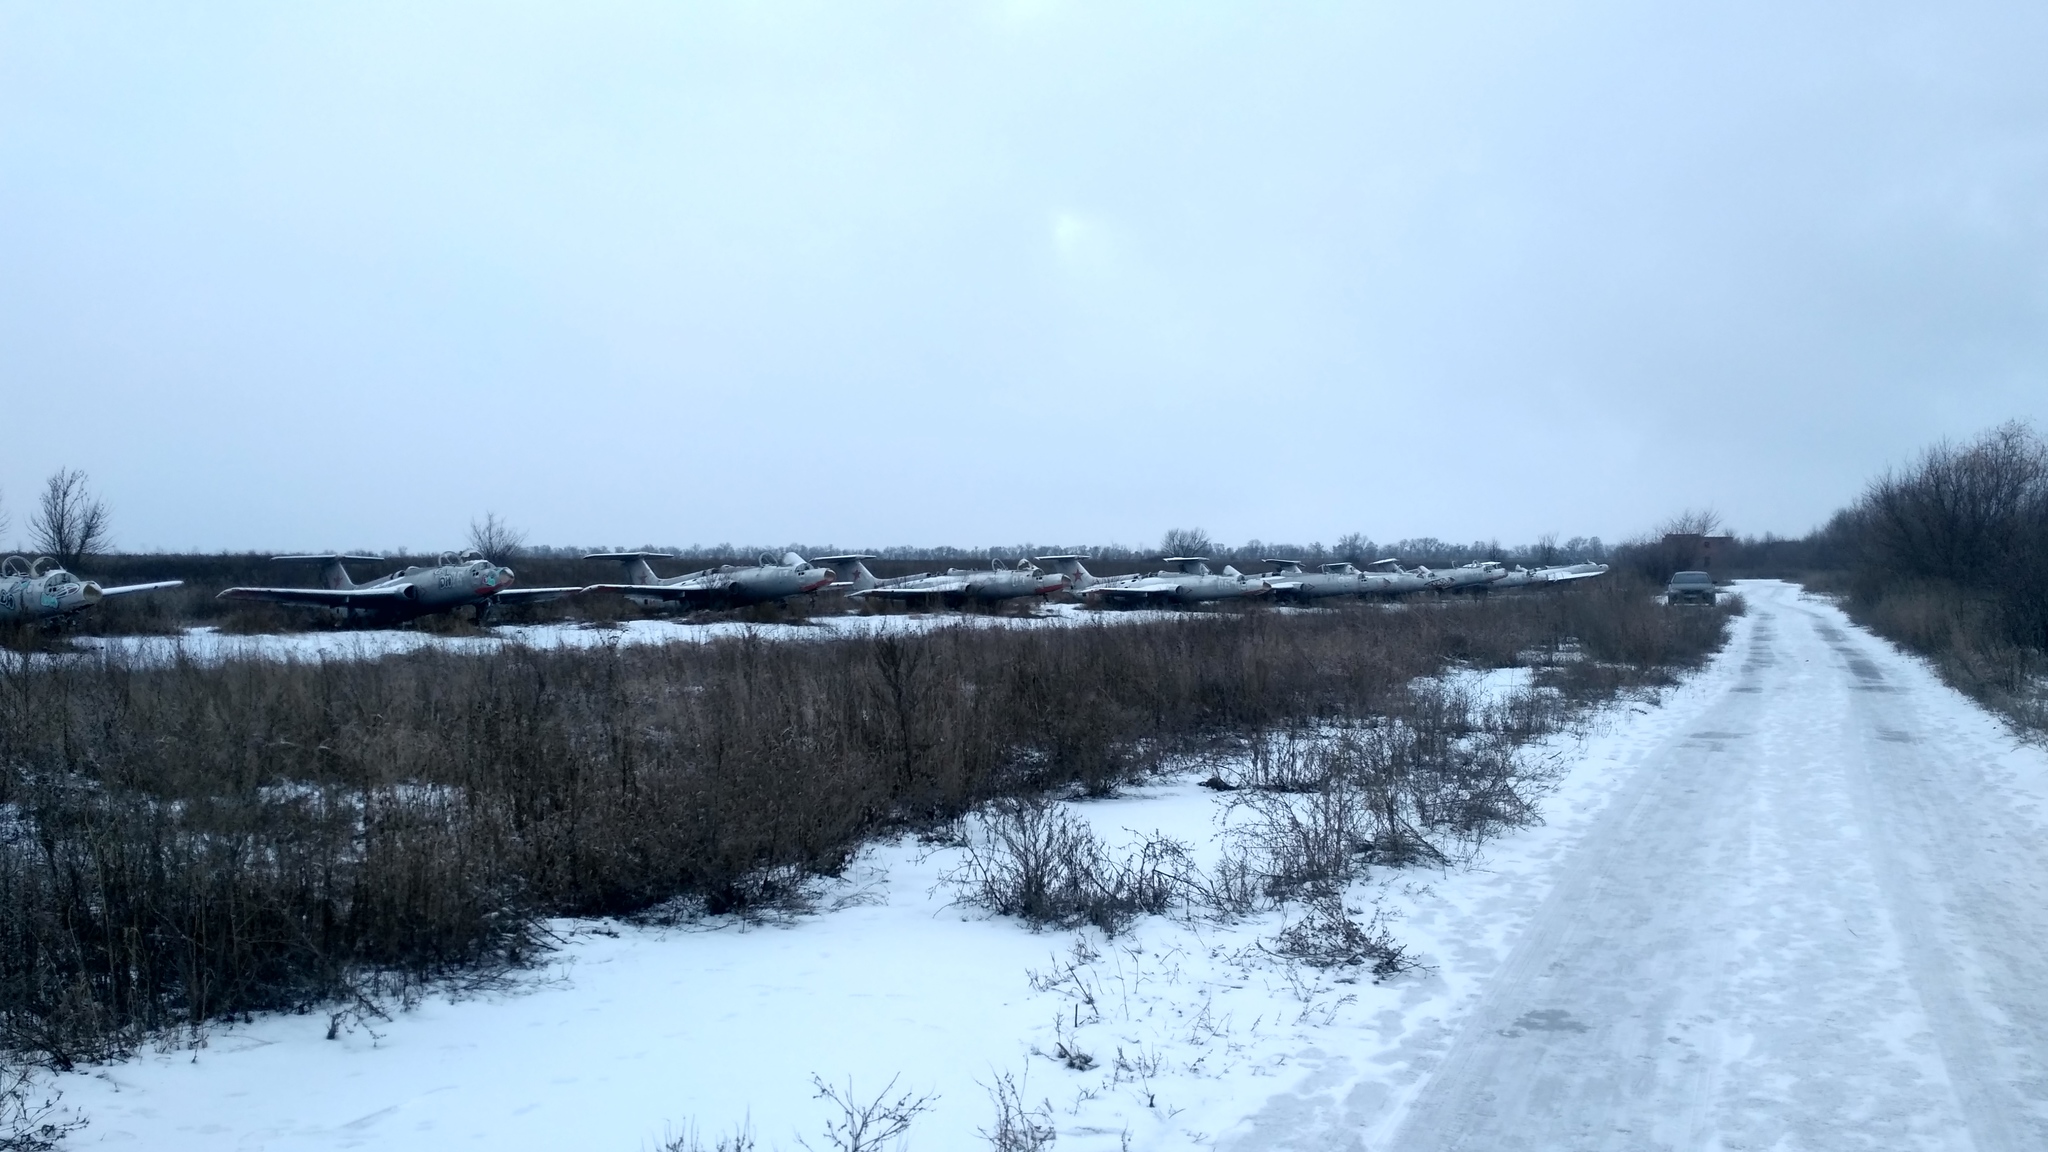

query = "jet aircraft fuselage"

[848,558,1065,606]
[0,555,182,624]
[1414,561,1510,592]
[1084,557,1270,607]
[584,551,836,610]
[219,552,577,624]
[1259,559,1380,600]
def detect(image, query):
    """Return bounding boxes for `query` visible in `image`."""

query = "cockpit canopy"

[3,555,69,582]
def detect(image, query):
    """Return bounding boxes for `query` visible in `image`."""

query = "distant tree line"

[520,532,1610,570]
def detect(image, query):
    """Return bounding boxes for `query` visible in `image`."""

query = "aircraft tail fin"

[585,551,673,586]
[272,552,382,590]
[814,554,879,592]
[1035,555,1095,582]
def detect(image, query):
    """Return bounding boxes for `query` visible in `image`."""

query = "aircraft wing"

[582,582,727,606]
[97,580,183,598]
[851,576,970,600]
[1087,579,1178,604]
[830,571,931,591]
[492,586,583,605]
[1539,564,1609,583]
[218,584,417,608]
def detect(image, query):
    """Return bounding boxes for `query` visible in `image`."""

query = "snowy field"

[44,581,2048,1149]
[66,603,1192,666]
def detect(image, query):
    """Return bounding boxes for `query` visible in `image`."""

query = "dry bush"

[1,1061,83,1151]
[980,1071,1055,1152]
[801,1075,934,1152]
[949,800,1195,935]
[1267,892,1420,979]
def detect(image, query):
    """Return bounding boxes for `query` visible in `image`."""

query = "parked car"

[1666,570,1717,605]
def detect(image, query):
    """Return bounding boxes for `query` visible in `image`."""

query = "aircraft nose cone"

[498,566,516,587]
[80,582,104,604]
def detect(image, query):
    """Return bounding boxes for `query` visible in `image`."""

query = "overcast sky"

[3,2,2044,554]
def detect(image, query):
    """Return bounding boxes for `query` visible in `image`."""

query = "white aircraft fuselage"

[0,555,181,624]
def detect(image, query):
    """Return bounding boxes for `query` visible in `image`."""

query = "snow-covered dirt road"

[1367,580,2048,1150]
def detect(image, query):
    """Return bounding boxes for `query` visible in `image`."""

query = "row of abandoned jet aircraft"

[0,549,1610,626]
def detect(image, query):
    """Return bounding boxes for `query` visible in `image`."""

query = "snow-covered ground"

[45,581,2048,1149]
[67,603,1192,666]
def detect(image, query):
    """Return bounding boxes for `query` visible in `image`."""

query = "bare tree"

[1658,508,1724,538]
[29,468,110,567]
[0,488,10,546]
[1860,421,2047,584]
[1159,526,1213,558]
[467,512,527,560]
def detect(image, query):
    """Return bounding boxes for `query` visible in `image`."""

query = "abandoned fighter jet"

[583,551,836,610]
[1536,561,1610,583]
[1411,560,1511,593]
[1257,559,1373,601]
[218,551,579,624]
[0,555,182,625]
[1083,557,1270,607]
[847,558,1067,607]
[814,555,933,596]
[1362,559,1434,595]
[1488,561,1612,591]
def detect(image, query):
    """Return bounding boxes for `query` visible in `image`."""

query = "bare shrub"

[1229,771,1379,898]
[950,800,1194,936]
[1267,892,1421,979]
[1,1060,84,1151]
[28,469,109,568]
[799,1074,935,1152]
[980,1071,1056,1152]
[1218,678,1563,905]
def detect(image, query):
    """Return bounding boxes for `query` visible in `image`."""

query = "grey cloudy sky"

[3,2,2044,554]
